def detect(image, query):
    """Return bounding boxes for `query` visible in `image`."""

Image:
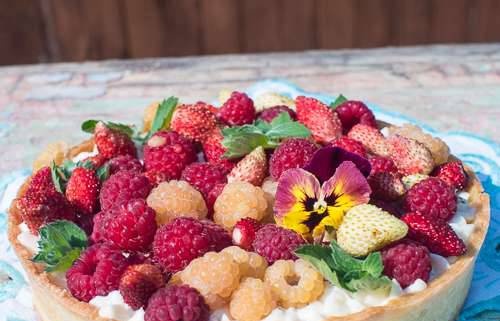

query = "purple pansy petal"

[322,161,372,207]
[303,146,372,183]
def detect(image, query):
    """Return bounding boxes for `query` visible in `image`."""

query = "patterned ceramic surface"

[0,80,498,321]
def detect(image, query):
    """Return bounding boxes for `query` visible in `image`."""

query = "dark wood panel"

[354,0,392,48]
[200,0,240,54]
[467,0,500,42]
[430,0,467,43]
[317,0,355,49]
[279,0,317,50]
[392,0,431,45]
[240,0,282,52]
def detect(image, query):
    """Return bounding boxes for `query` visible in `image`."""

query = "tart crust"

[8,142,490,321]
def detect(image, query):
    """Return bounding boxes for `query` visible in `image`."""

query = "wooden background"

[1,0,500,66]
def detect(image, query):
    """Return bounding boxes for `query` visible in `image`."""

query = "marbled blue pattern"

[0,80,498,321]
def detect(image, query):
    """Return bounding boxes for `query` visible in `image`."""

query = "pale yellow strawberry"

[228,146,267,186]
[33,141,68,171]
[402,173,429,190]
[254,92,295,112]
[387,135,435,176]
[337,204,408,257]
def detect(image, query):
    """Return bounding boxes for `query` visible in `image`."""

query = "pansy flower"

[274,159,371,239]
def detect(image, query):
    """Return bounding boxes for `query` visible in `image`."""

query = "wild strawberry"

[66,167,100,215]
[337,204,408,257]
[232,218,262,251]
[369,156,398,175]
[228,146,267,186]
[202,127,236,173]
[335,100,377,133]
[119,264,166,310]
[388,135,435,176]
[348,124,391,157]
[218,91,256,126]
[328,136,367,157]
[432,161,468,190]
[295,96,342,144]
[401,212,467,257]
[170,102,218,142]
[94,122,136,159]
[368,172,405,201]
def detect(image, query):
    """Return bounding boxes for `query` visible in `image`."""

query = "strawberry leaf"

[222,133,276,159]
[96,164,110,182]
[50,161,65,194]
[32,220,88,272]
[147,97,178,139]
[81,120,99,134]
[81,119,134,137]
[330,94,348,109]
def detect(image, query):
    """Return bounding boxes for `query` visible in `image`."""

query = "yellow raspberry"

[229,278,277,321]
[222,246,268,280]
[33,141,68,171]
[264,259,325,308]
[254,92,295,112]
[146,180,207,225]
[142,101,160,133]
[218,89,232,105]
[180,251,241,309]
[214,181,268,230]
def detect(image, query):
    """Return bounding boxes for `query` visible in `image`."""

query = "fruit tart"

[8,92,489,321]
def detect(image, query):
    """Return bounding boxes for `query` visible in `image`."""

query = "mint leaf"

[266,116,311,140]
[33,220,88,272]
[222,133,275,159]
[81,120,99,133]
[362,252,384,277]
[295,245,341,286]
[329,241,363,272]
[81,119,134,137]
[96,164,110,182]
[147,97,178,139]
[330,94,348,109]
[50,161,65,194]
[345,275,392,292]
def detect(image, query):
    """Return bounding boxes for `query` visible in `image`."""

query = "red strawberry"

[227,146,267,186]
[295,96,342,144]
[66,167,100,215]
[368,172,405,201]
[119,264,166,310]
[388,135,434,175]
[232,218,262,251]
[218,91,256,126]
[432,161,468,190]
[94,122,136,160]
[335,100,377,133]
[401,212,466,257]
[369,156,398,175]
[328,136,367,157]
[202,127,236,173]
[348,124,390,157]
[170,102,218,142]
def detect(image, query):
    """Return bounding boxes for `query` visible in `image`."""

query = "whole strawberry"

[328,136,367,157]
[171,102,218,142]
[66,167,100,215]
[18,167,75,234]
[295,96,342,144]
[94,122,136,159]
[119,264,166,310]
[405,177,457,222]
[369,156,398,175]
[202,127,236,173]
[269,138,318,180]
[335,100,377,133]
[181,162,228,199]
[368,172,405,201]
[432,161,468,190]
[402,212,466,257]
[227,146,267,186]
[348,124,391,157]
[257,105,296,123]
[232,217,262,251]
[218,91,256,126]
[387,135,434,175]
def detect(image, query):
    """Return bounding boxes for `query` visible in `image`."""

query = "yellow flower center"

[313,199,327,214]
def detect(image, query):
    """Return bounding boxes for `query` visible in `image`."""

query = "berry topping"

[206,183,226,219]
[152,217,231,273]
[227,146,267,186]
[181,163,228,199]
[402,212,467,257]
[269,138,318,180]
[66,243,130,302]
[368,172,406,201]
[119,264,166,310]
[65,167,100,215]
[432,161,468,190]
[171,102,218,142]
[348,124,391,157]
[218,91,256,126]
[144,285,209,321]
[382,240,431,288]
[202,127,237,173]
[257,105,296,123]
[232,218,262,251]
[295,96,342,143]
[94,122,136,159]
[405,177,457,221]
[221,246,268,279]
[253,224,305,264]
[328,136,367,157]
[369,156,398,175]
[99,170,152,211]
[387,135,435,176]
[335,100,377,133]
[229,278,277,321]
[107,155,143,175]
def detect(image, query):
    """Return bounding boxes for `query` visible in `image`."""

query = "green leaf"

[81,120,99,133]
[50,161,65,194]
[345,275,392,292]
[222,132,275,159]
[147,96,178,139]
[329,240,363,272]
[254,119,272,132]
[330,94,348,109]
[295,245,341,286]
[81,119,134,137]
[33,220,88,272]
[266,116,311,139]
[96,164,110,182]
[362,252,384,277]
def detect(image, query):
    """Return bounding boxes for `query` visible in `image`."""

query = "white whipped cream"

[17,223,40,253]
[90,291,145,321]
[71,147,98,163]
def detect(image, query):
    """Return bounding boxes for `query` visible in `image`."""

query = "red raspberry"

[382,240,431,288]
[171,102,218,142]
[269,138,318,180]
[432,161,468,190]
[206,183,226,219]
[98,199,157,252]
[66,167,100,215]
[369,199,402,217]
[152,217,231,272]
[369,156,399,175]
[181,163,228,199]
[66,243,130,302]
[144,131,197,185]
[75,212,95,236]
[94,122,137,159]
[119,264,166,310]
[18,167,75,234]
[405,177,457,221]
[202,127,236,173]
[253,224,306,264]
[218,91,256,126]
[335,100,377,133]
[402,212,467,257]
[257,105,297,123]
[232,218,262,251]
[328,136,367,157]
[99,170,152,211]
[145,285,209,321]
[90,211,106,243]
[108,155,143,175]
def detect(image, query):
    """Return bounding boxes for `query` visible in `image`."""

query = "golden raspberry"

[143,101,160,133]
[218,89,232,105]
[214,181,268,230]
[147,180,207,225]
[254,92,295,112]
[388,124,450,165]
[264,259,325,308]
[33,141,68,171]
[180,251,241,309]
[229,278,277,321]
[222,246,268,280]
